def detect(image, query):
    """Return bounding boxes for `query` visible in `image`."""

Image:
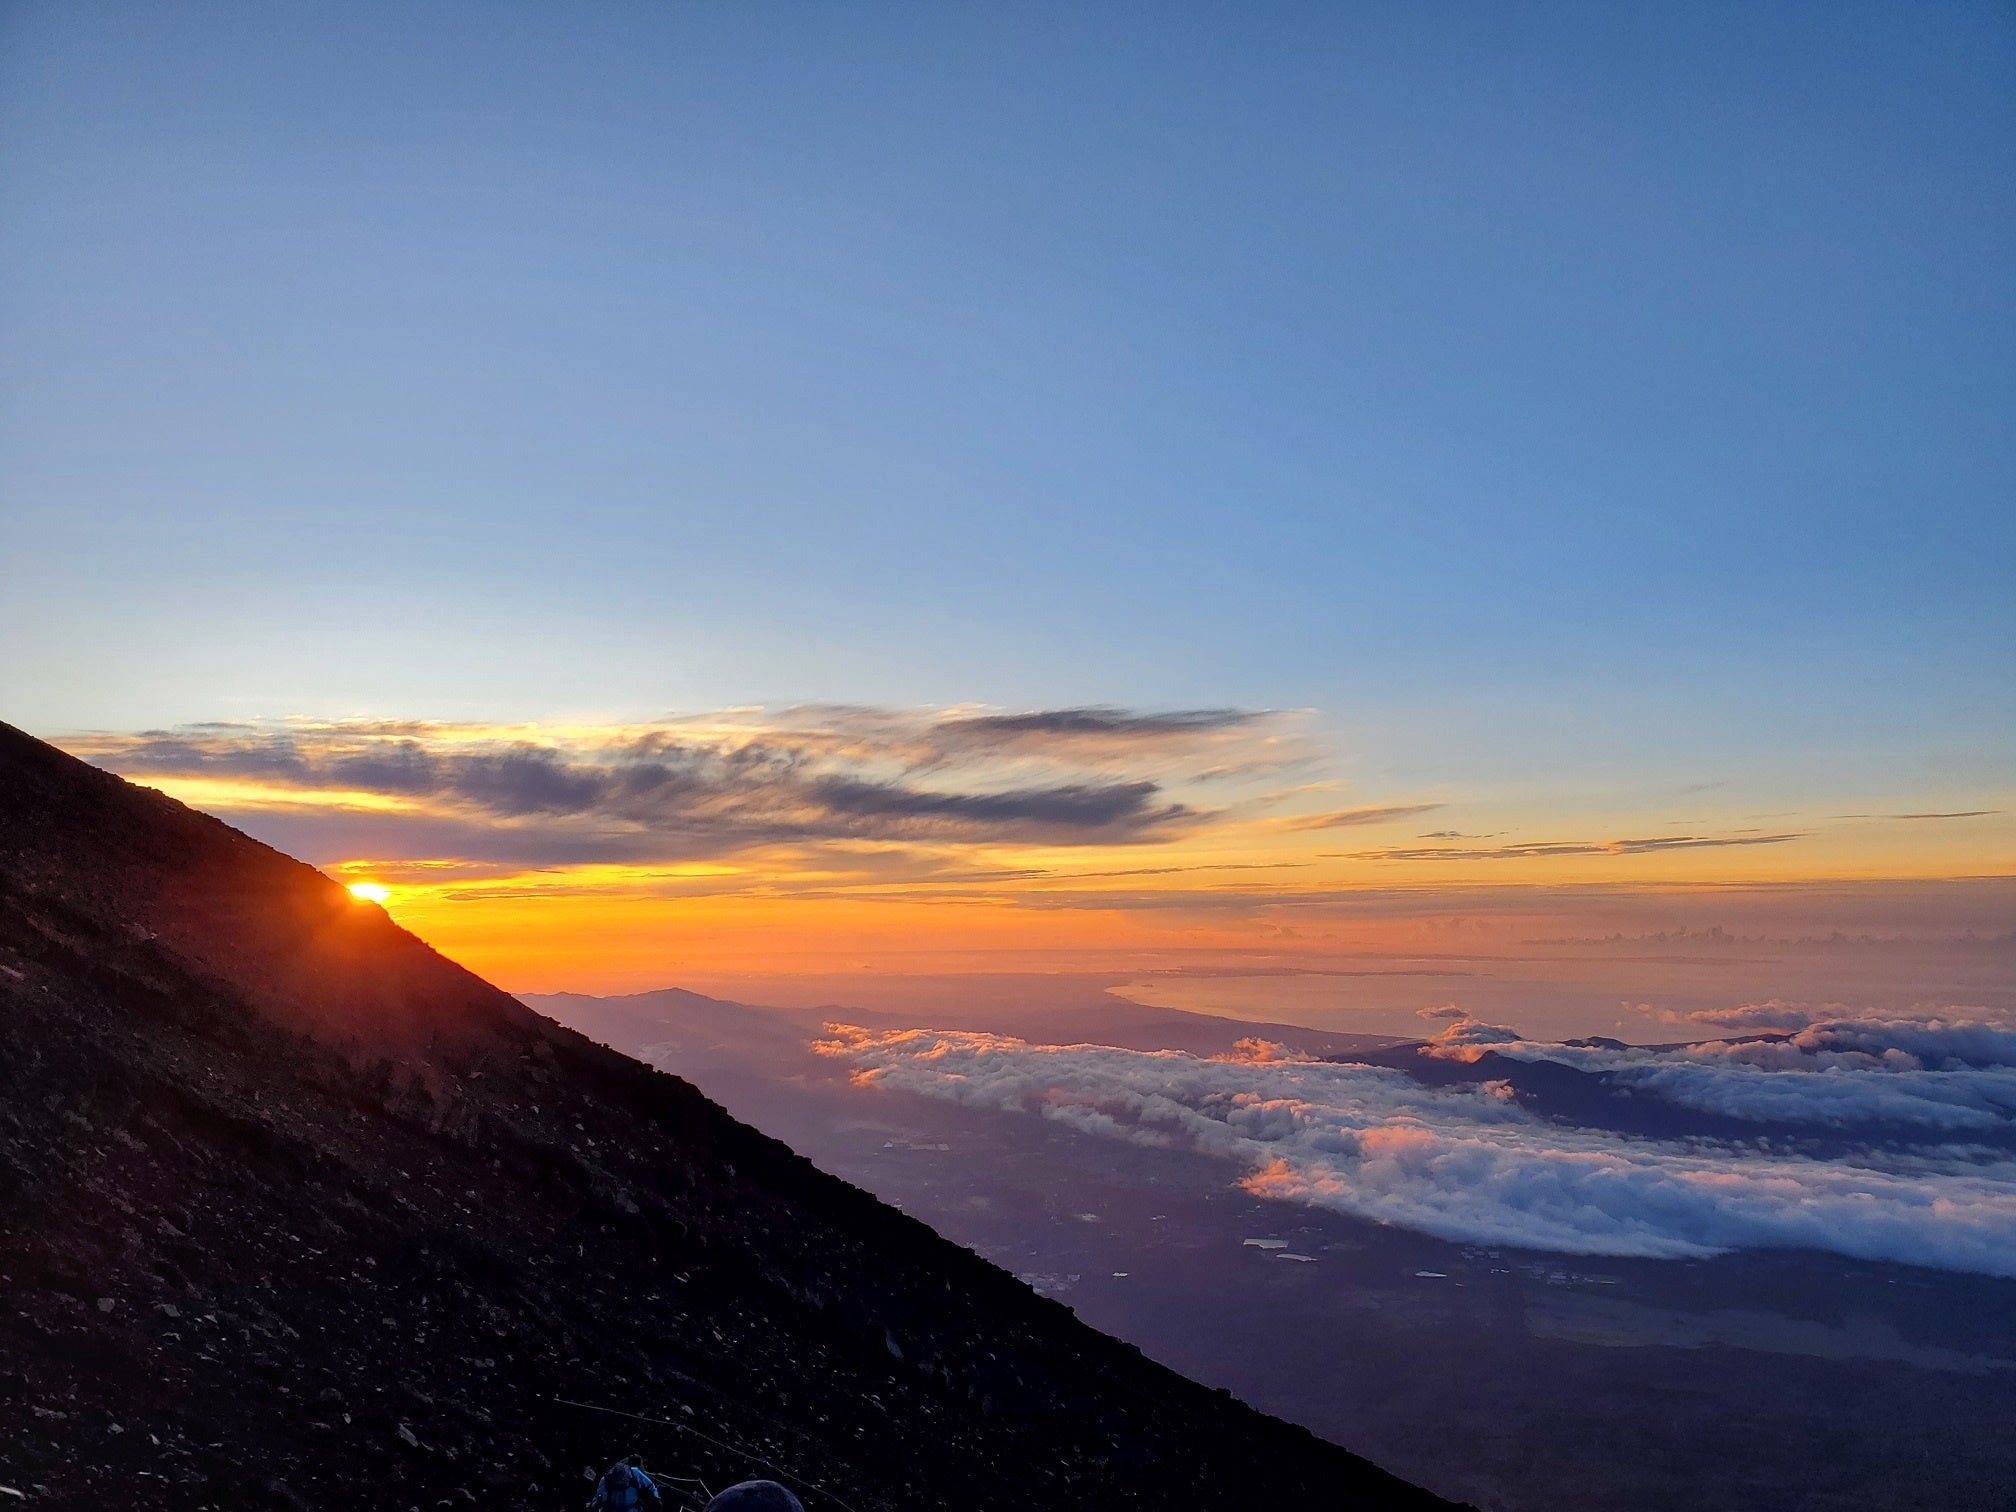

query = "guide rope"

[639,1470,713,1510]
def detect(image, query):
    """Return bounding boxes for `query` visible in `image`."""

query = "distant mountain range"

[524,983,1410,1066]
[0,721,1461,1510]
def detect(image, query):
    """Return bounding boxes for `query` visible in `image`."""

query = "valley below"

[533,982,2016,1512]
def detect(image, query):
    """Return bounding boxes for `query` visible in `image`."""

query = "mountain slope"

[0,723,1462,1511]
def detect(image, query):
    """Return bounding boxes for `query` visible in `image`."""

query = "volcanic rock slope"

[0,723,1463,1512]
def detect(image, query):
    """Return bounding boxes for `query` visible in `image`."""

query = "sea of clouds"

[1425,1010,2016,1134]
[814,1006,2016,1276]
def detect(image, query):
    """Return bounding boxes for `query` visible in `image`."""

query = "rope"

[555,1395,866,1512]
[642,1471,713,1511]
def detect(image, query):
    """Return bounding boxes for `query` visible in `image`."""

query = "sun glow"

[346,882,392,905]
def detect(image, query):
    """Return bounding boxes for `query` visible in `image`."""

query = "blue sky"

[2,1,2012,810]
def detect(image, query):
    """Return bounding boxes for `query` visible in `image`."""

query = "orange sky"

[51,710,2012,993]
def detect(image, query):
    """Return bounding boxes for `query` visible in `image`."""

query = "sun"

[346,881,392,905]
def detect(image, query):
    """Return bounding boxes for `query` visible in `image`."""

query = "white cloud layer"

[815,1020,2016,1275]
[1424,1012,2016,1131]
[1659,1000,1823,1032]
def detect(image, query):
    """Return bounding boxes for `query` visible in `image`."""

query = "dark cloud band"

[68,707,1261,865]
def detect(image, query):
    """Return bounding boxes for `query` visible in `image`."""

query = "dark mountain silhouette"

[0,723,1463,1511]
[524,985,1408,1075]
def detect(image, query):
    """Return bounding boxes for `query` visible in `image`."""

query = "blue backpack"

[597,1462,654,1510]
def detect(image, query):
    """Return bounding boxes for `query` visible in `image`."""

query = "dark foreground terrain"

[0,722,1461,1511]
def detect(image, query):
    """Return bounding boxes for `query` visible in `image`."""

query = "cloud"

[1349,834,1803,862]
[854,704,1308,775]
[1613,1059,2016,1133]
[1264,803,1443,832]
[814,1024,2016,1275]
[1420,1012,2016,1133]
[1044,861,1312,880]
[1780,1016,2016,1070]
[1420,1018,1526,1050]
[64,708,1287,866]
[783,876,2016,931]
[1416,1004,1469,1021]
[935,707,1263,742]
[807,775,1185,832]
[1225,1037,1297,1063]
[1840,811,1999,821]
[1658,1001,1821,1032]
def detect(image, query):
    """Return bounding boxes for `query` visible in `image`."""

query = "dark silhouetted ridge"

[0,722,1464,1510]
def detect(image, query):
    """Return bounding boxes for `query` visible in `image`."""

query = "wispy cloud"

[1838,810,1999,822]
[1346,833,1803,862]
[1262,803,1443,833]
[934,706,1263,743]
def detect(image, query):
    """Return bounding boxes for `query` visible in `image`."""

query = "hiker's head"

[626,1454,644,1468]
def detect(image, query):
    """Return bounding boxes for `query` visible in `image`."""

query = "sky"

[2,2,2011,992]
